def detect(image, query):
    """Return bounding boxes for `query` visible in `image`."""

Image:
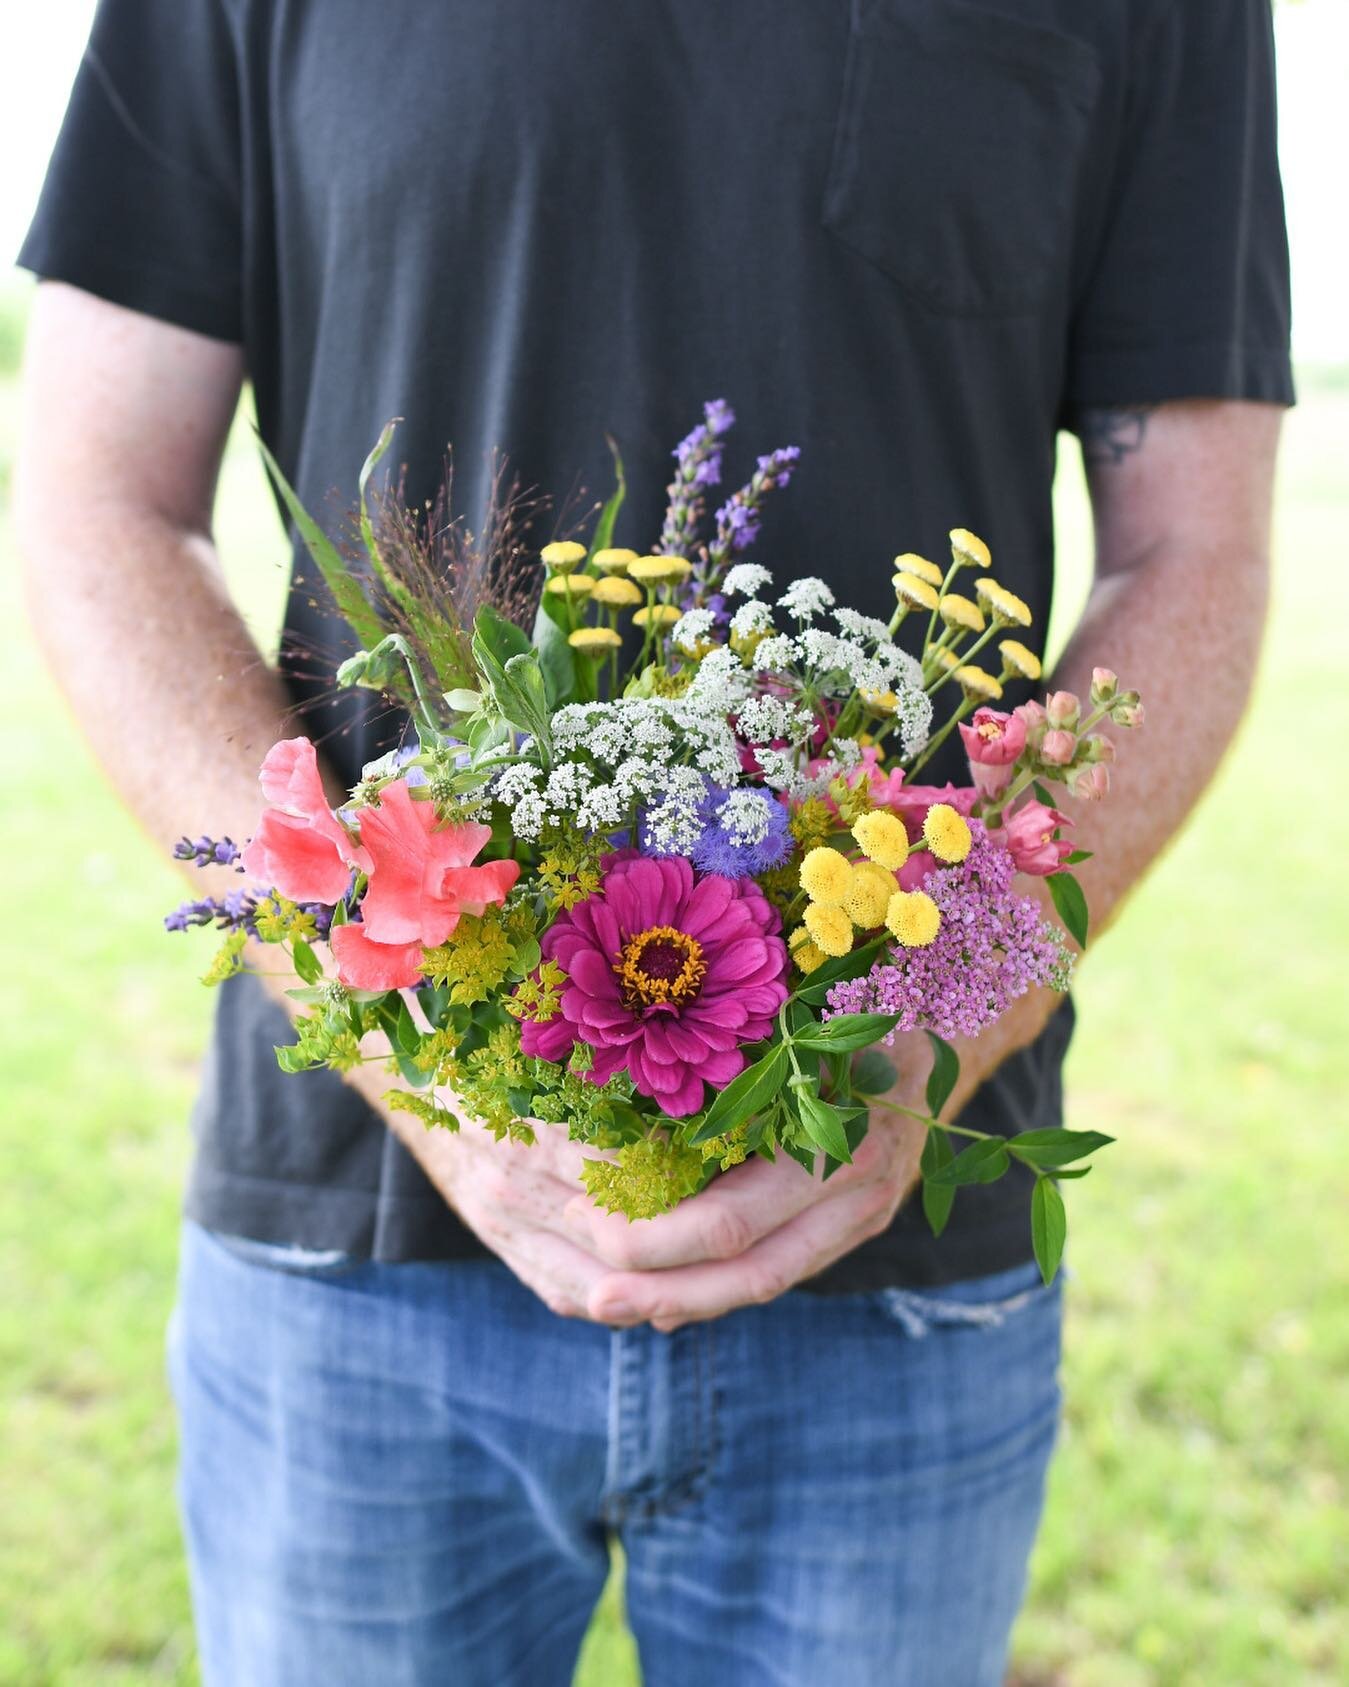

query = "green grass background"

[0,282,1344,1685]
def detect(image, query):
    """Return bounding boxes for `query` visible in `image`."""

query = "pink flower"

[1071,763,1111,802]
[242,737,367,905]
[520,855,789,1117]
[328,780,520,992]
[958,707,1026,797]
[1045,691,1080,730]
[1014,700,1048,748]
[329,926,426,992]
[898,849,939,891]
[1002,799,1074,876]
[886,781,979,843]
[1040,729,1077,767]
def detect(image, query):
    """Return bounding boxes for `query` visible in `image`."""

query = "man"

[16,2,1290,1682]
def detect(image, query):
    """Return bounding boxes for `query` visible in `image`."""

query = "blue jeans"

[168,1221,1062,1687]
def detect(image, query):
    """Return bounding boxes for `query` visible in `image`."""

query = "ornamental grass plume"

[826,828,1068,1041]
[519,854,789,1117]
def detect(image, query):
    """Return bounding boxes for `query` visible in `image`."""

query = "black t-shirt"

[21,0,1292,1289]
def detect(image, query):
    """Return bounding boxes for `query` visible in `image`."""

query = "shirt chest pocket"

[821,0,1101,317]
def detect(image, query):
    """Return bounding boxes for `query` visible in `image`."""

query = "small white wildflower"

[685,646,754,712]
[723,563,774,597]
[544,762,595,814]
[492,764,542,804]
[509,793,547,840]
[716,788,774,847]
[672,607,716,655]
[778,576,835,622]
[834,607,892,644]
[576,782,627,831]
[891,686,934,757]
[729,599,773,640]
[753,634,797,673]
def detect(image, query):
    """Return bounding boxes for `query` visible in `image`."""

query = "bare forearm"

[24,511,445,1173]
[951,404,1279,1110]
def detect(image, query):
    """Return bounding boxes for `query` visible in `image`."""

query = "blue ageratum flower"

[689,786,793,880]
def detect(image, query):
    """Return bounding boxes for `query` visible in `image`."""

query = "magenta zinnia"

[519,854,789,1116]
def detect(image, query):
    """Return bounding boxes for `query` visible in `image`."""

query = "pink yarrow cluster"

[824,827,1067,1042]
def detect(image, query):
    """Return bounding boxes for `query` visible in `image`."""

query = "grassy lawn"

[0,298,1344,1683]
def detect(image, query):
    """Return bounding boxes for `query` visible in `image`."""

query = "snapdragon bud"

[1082,733,1116,765]
[1013,699,1048,749]
[1112,692,1144,727]
[1045,690,1081,731]
[1071,763,1110,801]
[1090,667,1118,704]
[1040,729,1077,766]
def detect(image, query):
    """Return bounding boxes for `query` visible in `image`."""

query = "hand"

[353,1059,624,1320]
[566,1109,927,1333]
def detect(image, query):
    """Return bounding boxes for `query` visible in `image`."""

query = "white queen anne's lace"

[778,576,835,622]
[723,563,774,598]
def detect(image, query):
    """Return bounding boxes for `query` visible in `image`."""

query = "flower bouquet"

[168,403,1141,1282]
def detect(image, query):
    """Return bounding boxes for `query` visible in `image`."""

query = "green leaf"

[1008,1126,1114,1169]
[256,434,386,653]
[779,1136,816,1176]
[1046,870,1090,950]
[793,936,888,1005]
[1062,849,1094,866]
[921,1128,956,1237]
[474,603,533,665]
[1049,1164,1092,1180]
[1031,779,1055,806]
[533,600,582,707]
[443,688,482,712]
[796,1092,853,1164]
[688,1042,787,1143]
[923,1138,1010,1188]
[291,937,323,985]
[1031,1176,1067,1284]
[793,1012,900,1054]
[587,435,627,561]
[925,1032,960,1117]
[357,419,399,563]
[852,1050,897,1096]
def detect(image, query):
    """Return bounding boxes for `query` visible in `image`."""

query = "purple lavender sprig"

[701,444,802,596]
[164,889,335,941]
[173,835,242,869]
[658,398,736,562]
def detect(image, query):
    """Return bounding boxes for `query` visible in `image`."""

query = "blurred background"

[1,3,1345,1684]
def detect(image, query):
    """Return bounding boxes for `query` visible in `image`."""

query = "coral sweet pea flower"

[329,781,520,992]
[242,737,367,904]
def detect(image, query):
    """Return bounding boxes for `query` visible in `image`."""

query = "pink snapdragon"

[1002,799,1074,876]
[958,707,1026,797]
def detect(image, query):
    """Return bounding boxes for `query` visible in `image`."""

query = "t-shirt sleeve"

[17,0,243,343]
[1064,0,1294,415]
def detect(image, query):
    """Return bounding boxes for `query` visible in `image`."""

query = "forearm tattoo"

[1073,405,1157,468]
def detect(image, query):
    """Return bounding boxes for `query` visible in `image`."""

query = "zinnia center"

[615,925,706,1010]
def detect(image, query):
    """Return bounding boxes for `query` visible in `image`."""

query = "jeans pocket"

[872,1258,1062,1338]
[197,1222,364,1280]
[821,0,1100,317]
